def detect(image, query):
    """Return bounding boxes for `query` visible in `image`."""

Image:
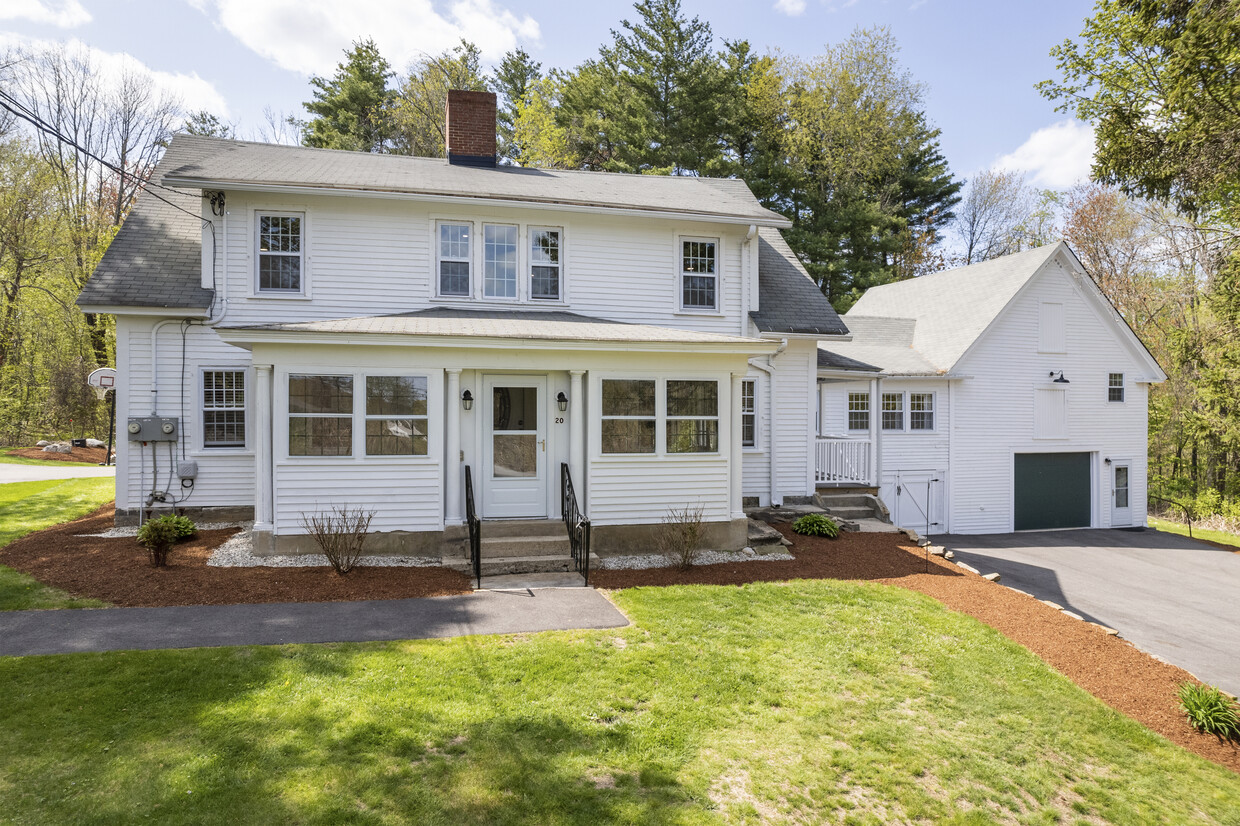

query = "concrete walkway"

[0,588,629,657]
[0,463,116,484]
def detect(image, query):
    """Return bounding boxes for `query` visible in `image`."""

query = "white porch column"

[869,377,881,487]
[254,363,274,532]
[445,368,462,526]
[730,372,745,520]
[569,370,585,492]
[817,380,829,436]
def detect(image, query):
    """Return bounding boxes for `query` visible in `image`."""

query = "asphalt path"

[943,528,1240,695]
[0,462,116,484]
[0,587,629,656]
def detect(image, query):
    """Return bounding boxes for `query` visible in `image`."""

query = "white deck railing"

[815,436,872,485]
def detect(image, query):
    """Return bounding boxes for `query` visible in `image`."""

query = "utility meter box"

[126,417,179,442]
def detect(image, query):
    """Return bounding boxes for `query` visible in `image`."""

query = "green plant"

[792,513,840,538]
[1178,681,1240,741]
[655,503,706,570]
[300,506,375,574]
[136,517,180,567]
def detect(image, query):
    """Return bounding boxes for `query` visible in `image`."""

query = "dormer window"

[680,237,717,311]
[257,213,303,293]
[530,228,561,300]
[438,222,471,297]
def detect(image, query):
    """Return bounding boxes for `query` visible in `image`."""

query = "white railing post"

[815,436,873,486]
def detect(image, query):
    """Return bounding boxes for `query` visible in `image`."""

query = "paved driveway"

[942,528,1240,696]
[0,463,115,484]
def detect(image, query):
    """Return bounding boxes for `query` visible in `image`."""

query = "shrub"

[656,504,706,570]
[136,517,180,567]
[300,506,375,575]
[792,513,840,538]
[1178,682,1240,740]
[163,514,197,539]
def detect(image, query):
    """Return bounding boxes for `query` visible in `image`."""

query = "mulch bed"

[8,446,110,464]
[0,504,471,608]
[595,526,1240,774]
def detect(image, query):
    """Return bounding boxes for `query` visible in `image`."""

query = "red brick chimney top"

[446,90,497,168]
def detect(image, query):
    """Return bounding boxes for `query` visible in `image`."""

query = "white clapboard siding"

[587,457,730,524]
[116,317,254,510]
[949,259,1153,533]
[772,340,816,498]
[876,379,952,472]
[741,369,772,502]
[273,462,442,534]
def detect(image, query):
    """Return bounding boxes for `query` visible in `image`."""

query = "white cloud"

[192,0,541,76]
[993,120,1096,190]
[775,0,807,15]
[0,0,90,28]
[0,34,230,116]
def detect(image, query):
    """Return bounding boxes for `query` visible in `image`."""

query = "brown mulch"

[8,446,110,463]
[0,504,471,608]
[594,526,1240,774]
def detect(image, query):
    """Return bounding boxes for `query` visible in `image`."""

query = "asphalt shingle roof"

[818,316,942,376]
[158,135,790,226]
[77,139,211,311]
[751,228,848,336]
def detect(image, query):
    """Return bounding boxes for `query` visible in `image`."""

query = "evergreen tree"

[182,110,235,139]
[390,41,486,158]
[490,48,542,163]
[301,38,394,153]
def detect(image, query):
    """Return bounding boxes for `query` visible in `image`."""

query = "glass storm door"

[481,376,548,518]
[1111,462,1131,527]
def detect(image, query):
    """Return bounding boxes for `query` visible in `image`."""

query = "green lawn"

[0,478,113,610]
[1149,516,1240,550]
[0,448,101,466]
[1,582,1236,824]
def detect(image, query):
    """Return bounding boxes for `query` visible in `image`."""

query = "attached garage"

[1014,453,1091,531]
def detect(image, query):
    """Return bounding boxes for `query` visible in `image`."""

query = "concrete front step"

[480,535,573,558]
[480,518,568,538]
[821,506,875,521]
[815,494,875,509]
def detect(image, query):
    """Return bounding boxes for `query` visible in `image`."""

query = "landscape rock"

[43,443,72,454]
[982,572,1001,582]
[85,438,105,448]
[35,440,50,447]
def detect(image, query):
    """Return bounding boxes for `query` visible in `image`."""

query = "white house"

[78,91,846,570]
[814,243,1166,535]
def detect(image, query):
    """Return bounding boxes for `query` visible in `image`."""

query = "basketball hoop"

[88,367,117,400]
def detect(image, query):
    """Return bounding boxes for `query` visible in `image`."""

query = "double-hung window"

[202,370,246,448]
[910,393,935,430]
[288,375,353,456]
[601,380,656,454]
[1108,373,1125,403]
[530,228,561,300]
[881,392,904,431]
[483,223,518,298]
[680,238,717,310]
[438,222,471,297]
[257,213,303,293]
[667,380,719,453]
[365,376,429,456]
[847,392,870,431]
[741,379,756,448]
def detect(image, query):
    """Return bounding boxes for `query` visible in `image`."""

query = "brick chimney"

[446,90,497,168]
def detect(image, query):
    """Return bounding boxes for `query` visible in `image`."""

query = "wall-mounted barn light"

[1049,371,1070,384]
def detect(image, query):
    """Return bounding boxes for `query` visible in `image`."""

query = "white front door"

[1111,461,1131,527]
[481,375,548,518]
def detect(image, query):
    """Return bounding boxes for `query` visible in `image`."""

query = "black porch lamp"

[1049,370,1070,384]
[461,389,474,410]
[556,391,568,412]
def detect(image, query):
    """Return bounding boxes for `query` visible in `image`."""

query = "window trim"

[881,392,905,432]
[600,378,658,456]
[287,373,355,458]
[596,376,729,458]
[847,392,870,432]
[741,378,757,449]
[435,219,474,299]
[1108,372,1125,403]
[528,225,565,302]
[196,366,252,454]
[909,392,935,431]
[481,222,521,301]
[666,379,720,454]
[677,234,721,313]
[254,210,309,297]
[364,374,430,457]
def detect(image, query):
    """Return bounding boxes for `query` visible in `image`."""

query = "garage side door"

[1014,452,1091,531]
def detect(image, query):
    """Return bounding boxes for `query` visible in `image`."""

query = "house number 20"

[555,417,564,424]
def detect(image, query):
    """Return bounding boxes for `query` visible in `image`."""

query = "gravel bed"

[597,547,793,570]
[206,528,443,568]
[80,521,250,539]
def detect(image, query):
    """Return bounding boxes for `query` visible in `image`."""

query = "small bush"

[300,506,375,575]
[1178,682,1240,741]
[136,517,180,567]
[162,514,197,539]
[792,513,840,538]
[656,504,706,570]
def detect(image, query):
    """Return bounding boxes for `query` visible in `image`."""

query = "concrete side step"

[480,535,573,557]
[820,506,874,521]
[814,494,874,509]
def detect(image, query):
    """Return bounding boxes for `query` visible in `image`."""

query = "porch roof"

[817,316,945,376]
[217,307,779,354]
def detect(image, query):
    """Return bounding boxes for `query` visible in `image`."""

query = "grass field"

[1,581,1237,824]
[0,478,113,610]
[1149,516,1240,550]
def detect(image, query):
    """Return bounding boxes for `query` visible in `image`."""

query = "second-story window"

[484,223,518,299]
[530,228,561,300]
[681,238,717,311]
[438,222,471,297]
[257,213,303,293]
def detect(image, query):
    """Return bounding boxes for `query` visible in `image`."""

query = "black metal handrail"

[465,465,481,588]
[561,462,591,584]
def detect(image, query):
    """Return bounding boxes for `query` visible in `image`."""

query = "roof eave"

[76,302,210,317]
[165,176,793,228]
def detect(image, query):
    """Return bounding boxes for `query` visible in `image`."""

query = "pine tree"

[490,49,542,163]
[301,38,394,153]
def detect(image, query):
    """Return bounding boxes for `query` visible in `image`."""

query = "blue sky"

[0,0,1099,187]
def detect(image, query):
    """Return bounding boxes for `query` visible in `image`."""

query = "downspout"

[748,336,788,507]
[741,224,757,337]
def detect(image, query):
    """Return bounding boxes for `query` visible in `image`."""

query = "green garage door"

[1014,453,1091,531]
